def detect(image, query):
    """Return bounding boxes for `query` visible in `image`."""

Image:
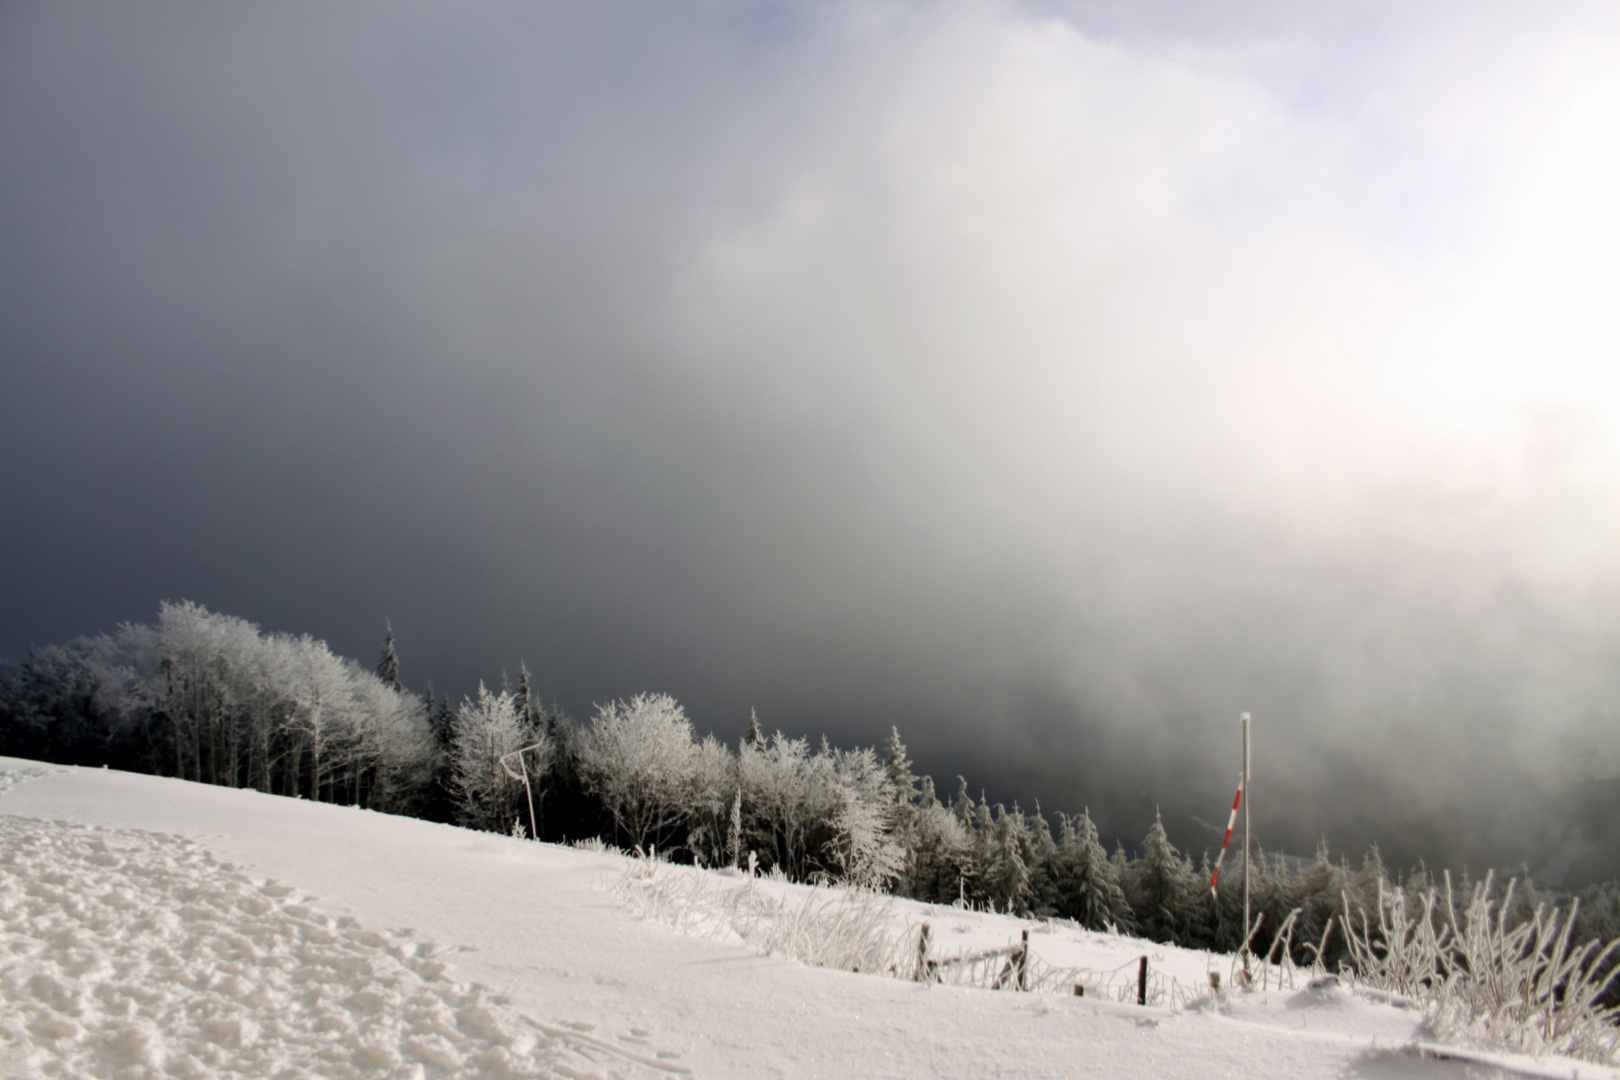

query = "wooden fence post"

[915,923,932,982]
[1017,930,1029,991]
[1137,956,1148,1006]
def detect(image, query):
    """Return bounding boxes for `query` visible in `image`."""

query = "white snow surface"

[2,758,1615,1080]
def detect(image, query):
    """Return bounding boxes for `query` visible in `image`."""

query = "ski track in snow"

[0,814,682,1080]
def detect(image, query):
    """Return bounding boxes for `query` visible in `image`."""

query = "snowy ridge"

[0,814,676,1079]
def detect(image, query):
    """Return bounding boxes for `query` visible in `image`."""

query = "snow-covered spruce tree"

[951,776,975,830]
[899,776,973,903]
[1024,806,1062,918]
[1126,810,1196,943]
[743,708,765,752]
[514,661,551,735]
[882,727,918,824]
[578,693,698,852]
[982,804,1033,915]
[1293,841,1353,958]
[376,621,402,693]
[1054,809,1133,932]
[450,683,541,834]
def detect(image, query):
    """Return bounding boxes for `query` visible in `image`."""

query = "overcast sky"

[5,0,1620,877]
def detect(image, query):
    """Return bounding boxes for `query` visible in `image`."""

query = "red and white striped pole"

[1209,774,1244,898]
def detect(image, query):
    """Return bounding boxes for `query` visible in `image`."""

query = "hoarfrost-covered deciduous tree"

[579,692,698,852]
[738,730,842,881]
[450,683,544,835]
[685,733,737,868]
[825,745,905,890]
[1,602,437,810]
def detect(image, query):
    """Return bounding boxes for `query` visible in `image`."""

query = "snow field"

[7,760,1620,1080]
[0,815,678,1079]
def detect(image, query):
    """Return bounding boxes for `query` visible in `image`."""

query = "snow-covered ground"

[2,758,1614,1080]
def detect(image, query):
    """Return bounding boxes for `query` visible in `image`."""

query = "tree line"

[3,600,1617,981]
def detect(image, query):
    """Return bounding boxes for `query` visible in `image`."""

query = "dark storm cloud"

[5,1,1620,878]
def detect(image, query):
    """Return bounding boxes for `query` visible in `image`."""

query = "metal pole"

[1241,711,1251,976]
[500,743,545,841]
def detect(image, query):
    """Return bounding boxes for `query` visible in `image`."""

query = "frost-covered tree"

[684,733,737,867]
[450,683,542,834]
[1023,806,1062,918]
[1127,810,1196,943]
[981,804,1033,914]
[899,777,973,903]
[376,621,401,692]
[882,728,917,818]
[951,776,974,829]
[824,745,904,889]
[737,728,846,881]
[514,661,550,735]
[0,601,435,808]
[578,693,698,851]
[1054,809,1132,931]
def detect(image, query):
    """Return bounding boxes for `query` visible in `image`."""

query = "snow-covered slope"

[1,758,1612,1080]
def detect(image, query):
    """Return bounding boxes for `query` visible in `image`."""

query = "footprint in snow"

[0,815,688,1079]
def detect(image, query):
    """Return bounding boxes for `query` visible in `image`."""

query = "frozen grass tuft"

[615,857,1204,1005]
[569,836,619,854]
[1342,872,1620,1065]
[615,856,906,975]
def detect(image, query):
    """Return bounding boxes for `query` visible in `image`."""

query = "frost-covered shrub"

[615,857,906,976]
[1342,872,1620,1065]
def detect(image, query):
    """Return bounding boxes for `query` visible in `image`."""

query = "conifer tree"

[1024,804,1062,918]
[966,793,996,908]
[1299,840,1352,945]
[1128,810,1195,943]
[514,661,545,734]
[983,804,1033,915]
[376,621,402,692]
[882,727,917,813]
[899,776,972,904]
[743,709,765,752]
[952,776,974,829]
[1054,810,1132,931]
[882,727,919,863]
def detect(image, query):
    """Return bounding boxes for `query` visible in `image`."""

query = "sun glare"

[1428,76,1620,436]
